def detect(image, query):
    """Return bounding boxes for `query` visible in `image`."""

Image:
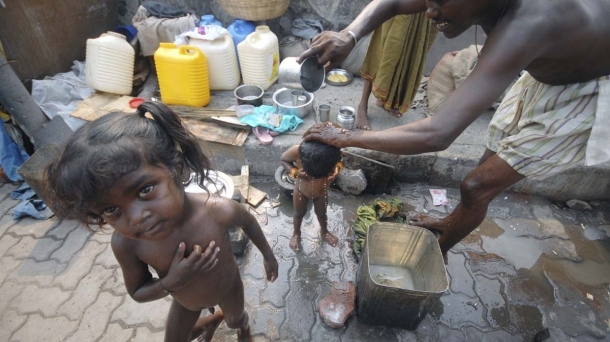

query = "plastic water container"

[189,33,240,90]
[154,43,210,107]
[237,25,279,90]
[227,19,256,50]
[86,31,134,95]
[199,14,223,27]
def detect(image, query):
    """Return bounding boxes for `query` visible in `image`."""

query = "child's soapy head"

[298,140,341,179]
[45,102,212,225]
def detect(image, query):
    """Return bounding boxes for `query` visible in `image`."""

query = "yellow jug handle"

[179,45,198,55]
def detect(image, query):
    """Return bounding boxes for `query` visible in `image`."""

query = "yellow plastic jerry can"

[154,43,210,107]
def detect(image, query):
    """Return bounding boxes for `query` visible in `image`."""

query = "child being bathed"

[280,141,343,251]
[44,102,278,342]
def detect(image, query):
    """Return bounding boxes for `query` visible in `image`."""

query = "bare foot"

[409,214,449,265]
[237,326,253,342]
[321,231,338,247]
[408,213,445,236]
[196,310,224,342]
[289,234,301,251]
[356,103,371,130]
[375,98,402,118]
[388,108,402,118]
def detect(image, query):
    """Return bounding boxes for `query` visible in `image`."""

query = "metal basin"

[272,87,314,118]
[184,171,234,199]
[357,222,449,330]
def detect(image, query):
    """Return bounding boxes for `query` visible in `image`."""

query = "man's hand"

[161,241,220,292]
[264,254,279,282]
[297,31,355,73]
[302,122,359,149]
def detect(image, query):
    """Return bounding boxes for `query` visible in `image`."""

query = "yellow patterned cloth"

[360,14,437,114]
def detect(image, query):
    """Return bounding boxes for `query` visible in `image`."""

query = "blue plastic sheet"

[0,120,29,181]
[238,105,304,133]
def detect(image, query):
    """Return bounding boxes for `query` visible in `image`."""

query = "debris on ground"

[352,198,404,257]
[429,189,449,206]
[318,281,356,329]
[566,199,592,211]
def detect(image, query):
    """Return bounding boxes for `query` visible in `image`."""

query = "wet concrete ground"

[212,178,610,342]
[0,179,608,341]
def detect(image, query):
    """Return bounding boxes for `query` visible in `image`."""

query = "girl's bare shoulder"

[189,193,244,224]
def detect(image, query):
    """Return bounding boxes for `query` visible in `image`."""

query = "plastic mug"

[317,104,331,122]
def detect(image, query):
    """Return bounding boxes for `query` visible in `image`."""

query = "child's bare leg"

[313,196,338,247]
[219,277,252,342]
[291,188,308,251]
[165,299,202,342]
[193,309,224,342]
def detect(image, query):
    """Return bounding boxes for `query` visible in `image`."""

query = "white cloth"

[586,78,610,165]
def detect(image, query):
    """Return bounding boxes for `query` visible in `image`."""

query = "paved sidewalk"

[0,178,609,341]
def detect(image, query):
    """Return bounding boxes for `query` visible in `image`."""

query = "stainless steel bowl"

[272,87,314,118]
[326,69,354,86]
[234,85,264,106]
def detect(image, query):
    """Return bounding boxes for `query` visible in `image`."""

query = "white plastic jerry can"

[86,31,134,95]
[189,33,241,91]
[237,25,279,90]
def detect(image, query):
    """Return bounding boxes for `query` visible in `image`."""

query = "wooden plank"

[205,116,249,130]
[247,185,267,207]
[182,118,248,146]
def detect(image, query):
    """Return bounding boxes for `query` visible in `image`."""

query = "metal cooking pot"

[272,87,314,118]
[278,57,325,93]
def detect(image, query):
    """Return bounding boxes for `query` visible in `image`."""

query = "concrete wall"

[0,0,118,80]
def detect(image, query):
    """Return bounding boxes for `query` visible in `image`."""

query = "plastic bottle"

[154,43,210,107]
[198,14,223,27]
[85,32,134,95]
[189,32,240,90]
[237,25,279,90]
[227,19,256,50]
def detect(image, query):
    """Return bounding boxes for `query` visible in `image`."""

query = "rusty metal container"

[356,222,449,330]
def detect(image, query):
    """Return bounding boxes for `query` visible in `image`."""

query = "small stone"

[565,199,592,211]
[336,169,367,195]
[318,281,356,328]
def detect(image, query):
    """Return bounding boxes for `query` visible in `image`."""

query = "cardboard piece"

[247,185,267,207]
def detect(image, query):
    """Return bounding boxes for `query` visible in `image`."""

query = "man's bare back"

[486,0,610,85]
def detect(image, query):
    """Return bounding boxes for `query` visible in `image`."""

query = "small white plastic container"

[237,25,279,90]
[189,32,240,91]
[86,32,134,95]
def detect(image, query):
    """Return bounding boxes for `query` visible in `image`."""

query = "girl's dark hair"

[44,101,212,225]
[299,140,341,179]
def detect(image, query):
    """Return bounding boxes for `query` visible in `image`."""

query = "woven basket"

[218,0,289,21]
